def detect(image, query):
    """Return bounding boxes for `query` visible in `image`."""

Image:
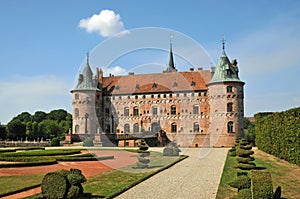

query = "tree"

[0,124,6,140]
[32,111,47,123]
[13,112,32,123]
[40,120,62,140]
[47,109,68,122]
[6,119,26,140]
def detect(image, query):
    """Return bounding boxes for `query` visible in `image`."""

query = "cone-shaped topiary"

[236,139,256,170]
[134,139,150,169]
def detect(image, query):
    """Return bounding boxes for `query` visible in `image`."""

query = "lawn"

[83,152,187,198]
[0,174,44,197]
[216,148,300,199]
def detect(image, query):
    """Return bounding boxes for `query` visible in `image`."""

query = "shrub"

[250,170,273,199]
[134,139,150,169]
[42,172,68,199]
[50,138,60,146]
[273,186,281,199]
[237,188,252,199]
[42,168,86,199]
[237,163,256,170]
[228,175,251,191]
[163,142,181,156]
[83,137,94,147]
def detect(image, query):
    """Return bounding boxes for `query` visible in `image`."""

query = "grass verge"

[83,154,188,198]
[216,148,300,199]
[0,174,44,197]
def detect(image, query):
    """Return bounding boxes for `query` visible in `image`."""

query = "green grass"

[216,149,300,199]
[84,154,187,198]
[0,174,44,197]
[216,152,238,199]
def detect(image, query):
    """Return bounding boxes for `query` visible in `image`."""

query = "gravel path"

[116,148,228,199]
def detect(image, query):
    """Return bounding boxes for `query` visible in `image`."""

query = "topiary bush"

[50,137,60,146]
[83,137,94,147]
[250,170,273,199]
[134,139,150,169]
[228,175,251,191]
[42,172,68,199]
[163,141,181,156]
[273,186,281,199]
[237,188,252,199]
[236,139,256,170]
[41,168,86,199]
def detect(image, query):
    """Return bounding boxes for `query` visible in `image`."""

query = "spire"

[221,35,227,57]
[165,34,177,72]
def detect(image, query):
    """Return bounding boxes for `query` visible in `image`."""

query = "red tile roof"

[101,70,212,95]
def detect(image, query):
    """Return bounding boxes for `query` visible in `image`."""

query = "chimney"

[128,72,134,75]
[198,67,203,71]
[190,68,194,71]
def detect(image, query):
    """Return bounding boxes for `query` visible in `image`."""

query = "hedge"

[255,107,300,165]
[250,170,273,199]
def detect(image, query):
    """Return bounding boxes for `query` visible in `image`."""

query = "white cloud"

[79,10,129,37]
[0,75,72,124]
[103,66,127,76]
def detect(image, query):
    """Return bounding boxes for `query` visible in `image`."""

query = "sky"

[0,0,300,124]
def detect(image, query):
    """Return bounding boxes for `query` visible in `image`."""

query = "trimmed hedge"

[237,188,252,199]
[83,137,94,147]
[250,170,273,199]
[50,138,60,146]
[228,175,251,191]
[41,168,86,199]
[255,108,300,165]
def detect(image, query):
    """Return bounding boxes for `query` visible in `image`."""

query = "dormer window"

[115,85,120,90]
[136,84,140,89]
[191,81,196,86]
[152,83,157,88]
[173,82,178,87]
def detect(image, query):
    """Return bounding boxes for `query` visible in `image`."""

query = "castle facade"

[69,41,245,147]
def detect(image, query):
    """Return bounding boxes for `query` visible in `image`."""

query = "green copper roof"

[72,59,100,92]
[209,50,243,84]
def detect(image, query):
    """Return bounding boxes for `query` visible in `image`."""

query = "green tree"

[13,112,32,123]
[0,124,6,140]
[32,111,47,123]
[42,120,63,139]
[47,109,68,122]
[6,119,26,140]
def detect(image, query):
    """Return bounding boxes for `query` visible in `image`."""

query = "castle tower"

[70,54,101,140]
[207,40,245,147]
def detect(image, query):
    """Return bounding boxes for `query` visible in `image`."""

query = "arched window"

[151,123,160,133]
[227,103,233,112]
[75,93,79,100]
[124,124,130,133]
[193,122,199,132]
[124,107,129,116]
[75,125,80,133]
[133,107,139,116]
[171,123,177,133]
[152,106,158,115]
[133,123,139,133]
[75,108,79,118]
[105,124,111,133]
[193,105,199,114]
[228,121,234,133]
[171,105,176,115]
[105,108,110,117]
[227,86,233,93]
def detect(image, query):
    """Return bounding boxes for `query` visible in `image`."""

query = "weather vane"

[222,35,226,50]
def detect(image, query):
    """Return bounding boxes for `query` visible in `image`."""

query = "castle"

[68,40,245,147]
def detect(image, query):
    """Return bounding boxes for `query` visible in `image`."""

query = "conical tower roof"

[165,35,177,72]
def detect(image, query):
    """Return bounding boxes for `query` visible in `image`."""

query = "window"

[151,123,160,133]
[75,125,80,133]
[158,94,160,98]
[227,103,233,112]
[169,94,172,98]
[228,121,234,133]
[171,123,177,133]
[227,86,233,93]
[136,84,140,89]
[152,106,158,115]
[105,124,111,133]
[75,108,79,117]
[193,105,199,114]
[152,83,157,88]
[124,124,130,133]
[115,85,120,90]
[151,94,154,98]
[171,105,176,115]
[75,94,79,100]
[163,94,166,98]
[133,123,139,133]
[105,108,110,117]
[193,123,199,132]
[191,81,196,86]
[133,107,139,116]
[124,107,129,116]
[135,95,138,99]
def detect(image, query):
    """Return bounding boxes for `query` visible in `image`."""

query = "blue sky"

[0,0,300,124]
